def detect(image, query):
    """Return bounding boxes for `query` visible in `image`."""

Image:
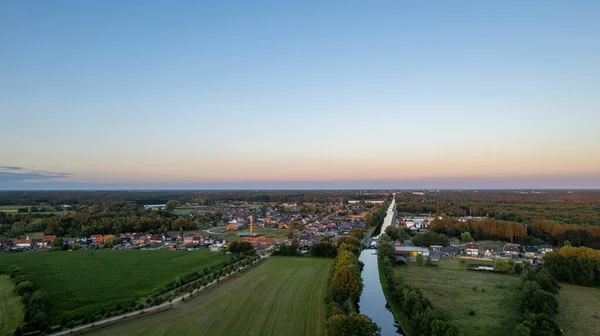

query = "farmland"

[0,276,24,336]
[398,258,522,336]
[0,250,229,324]
[557,283,600,336]
[88,257,332,336]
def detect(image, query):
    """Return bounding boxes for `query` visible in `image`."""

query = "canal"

[358,195,405,335]
[358,250,404,336]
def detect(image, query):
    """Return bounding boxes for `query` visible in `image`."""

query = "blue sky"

[1,0,599,189]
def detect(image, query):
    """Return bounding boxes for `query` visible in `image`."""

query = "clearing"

[0,250,229,324]
[0,275,24,336]
[88,256,332,336]
[398,258,522,336]
[556,283,600,336]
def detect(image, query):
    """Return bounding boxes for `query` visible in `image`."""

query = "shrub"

[468,310,475,316]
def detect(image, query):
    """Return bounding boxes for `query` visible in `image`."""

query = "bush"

[8,266,23,279]
[468,310,475,316]
[14,281,34,296]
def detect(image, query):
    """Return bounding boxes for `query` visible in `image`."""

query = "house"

[539,244,553,254]
[91,235,105,245]
[464,242,479,257]
[184,233,203,245]
[524,246,538,259]
[441,246,458,256]
[35,240,49,249]
[226,222,246,231]
[394,245,430,257]
[210,244,224,252]
[429,250,442,261]
[16,240,31,248]
[503,243,521,256]
[243,237,274,249]
[42,235,56,242]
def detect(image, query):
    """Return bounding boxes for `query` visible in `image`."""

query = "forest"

[395,190,600,226]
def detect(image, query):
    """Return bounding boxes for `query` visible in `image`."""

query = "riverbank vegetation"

[325,235,380,336]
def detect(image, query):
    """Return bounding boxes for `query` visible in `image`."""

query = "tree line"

[324,235,380,336]
[543,246,600,286]
[514,269,562,336]
[429,218,527,242]
[532,219,600,249]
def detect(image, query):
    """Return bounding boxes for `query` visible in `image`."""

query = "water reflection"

[358,250,405,336]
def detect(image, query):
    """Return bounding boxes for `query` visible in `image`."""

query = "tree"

[228,241,253,253]
[326,314,381,336]
[104,235,118,248]
[364,212,374,227]
[165,200,180,212]
[460,231,474,242]
[51,237,64,250]
[563,240,572,247]
[385,226,403,241]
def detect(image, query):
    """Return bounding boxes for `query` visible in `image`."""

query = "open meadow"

[0,276,24,336]
[0,250,229,324]
[88,256,333,336]
[557,283,600,336]
[398,258,522,336]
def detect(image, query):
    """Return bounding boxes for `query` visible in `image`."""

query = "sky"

[1,0,599,189]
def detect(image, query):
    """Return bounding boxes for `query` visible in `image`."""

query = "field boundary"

[50,255,269,336]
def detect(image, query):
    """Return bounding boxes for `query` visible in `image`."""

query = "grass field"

[0,276,24,336]
[398,258,522,336]
[557,283,600,336]
[173,208,193,216]
[0,205,71,215]
[0,250,229,324]
[88,257,332,336]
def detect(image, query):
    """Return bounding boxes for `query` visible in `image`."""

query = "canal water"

[358,249,404,336]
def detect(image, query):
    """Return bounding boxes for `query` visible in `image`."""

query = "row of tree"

[429,218,527,242]
[514,269,562,336]
[378,239,460,335]
[9,266,49,335]
[532,219,600,249]
[325,235,380,336]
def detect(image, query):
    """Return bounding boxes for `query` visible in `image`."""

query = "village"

[0,199,371,255]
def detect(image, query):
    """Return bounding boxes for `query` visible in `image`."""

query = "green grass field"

[0,250,229,324]
[88,257,332,336]
[557,283,600,336]
[0,276,24,336]
[0,205,71,215]
[173,208,193,215]
[398,258,522,336]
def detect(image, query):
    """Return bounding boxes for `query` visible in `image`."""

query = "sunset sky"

[1,1,599,189]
